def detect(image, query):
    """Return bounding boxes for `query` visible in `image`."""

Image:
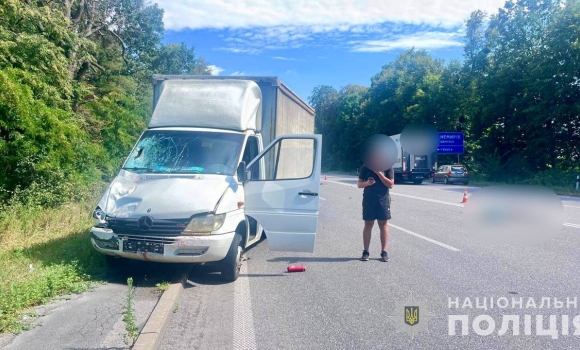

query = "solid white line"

[564,205,580,208]
[325,180,464,207]
[326,179,578,230]
[564,222,580,229]
[320,197,327,201]
[389,192,464,207]
[233,257,257,350]
[389,223,461,252]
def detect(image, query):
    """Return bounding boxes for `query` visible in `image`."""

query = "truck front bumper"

[90,227,234,263]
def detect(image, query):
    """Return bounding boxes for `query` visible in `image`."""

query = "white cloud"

[286,69,297,75]
[230,71,246,76]
[157,0,504,54]
[207,65,224,75]
[351,31,464,52]
[272,56,303,61]
[157,0,504,31]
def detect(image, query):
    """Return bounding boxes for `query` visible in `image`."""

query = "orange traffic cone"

[462,188,468,203]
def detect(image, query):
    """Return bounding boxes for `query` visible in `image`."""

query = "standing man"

[357,162,395,262]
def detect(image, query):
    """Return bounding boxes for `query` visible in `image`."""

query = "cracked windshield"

[123,131,244,175]
[1,0,580,350]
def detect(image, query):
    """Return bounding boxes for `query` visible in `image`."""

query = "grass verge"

[0,198,107,334]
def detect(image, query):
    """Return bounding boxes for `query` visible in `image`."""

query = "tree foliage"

[309,0,580,182]
[0,0,210,205]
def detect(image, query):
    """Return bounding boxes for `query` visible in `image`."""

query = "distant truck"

[90,76,322,282]
[389,134,436,184]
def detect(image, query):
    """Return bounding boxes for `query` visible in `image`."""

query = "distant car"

[432,164,469,185]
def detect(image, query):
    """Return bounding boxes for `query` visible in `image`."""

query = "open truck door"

[242,134,321,252]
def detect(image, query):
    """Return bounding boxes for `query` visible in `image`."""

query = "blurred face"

[366,149,388,172]
[362,134,398,172]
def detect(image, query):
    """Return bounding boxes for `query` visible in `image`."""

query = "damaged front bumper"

[90,227,234,263]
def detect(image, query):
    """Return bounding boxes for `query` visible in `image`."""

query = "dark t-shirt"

[358,166,394,197]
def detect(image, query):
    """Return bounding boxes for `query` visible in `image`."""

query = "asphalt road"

[0,261,187,350]
[160,174,580,350]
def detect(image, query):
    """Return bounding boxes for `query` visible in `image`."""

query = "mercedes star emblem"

[138,216,153,231]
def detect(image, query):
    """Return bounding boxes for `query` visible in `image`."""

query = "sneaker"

[380,251,389,262]
[360,250,370,261]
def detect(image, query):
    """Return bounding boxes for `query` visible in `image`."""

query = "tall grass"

[0,190,108,333]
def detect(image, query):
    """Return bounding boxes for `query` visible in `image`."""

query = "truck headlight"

[93,206,106,220]
[93,206,107,227]
[182,214,226,236]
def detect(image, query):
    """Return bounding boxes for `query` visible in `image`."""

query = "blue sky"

[157,0,505,102]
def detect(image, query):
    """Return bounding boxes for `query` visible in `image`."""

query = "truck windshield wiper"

[122,167,155,172]
[172,169,204,174]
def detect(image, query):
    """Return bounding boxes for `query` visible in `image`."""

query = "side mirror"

[237,161,248,182]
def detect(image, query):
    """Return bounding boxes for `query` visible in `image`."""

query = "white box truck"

[90,76,321,281]
[389,134,436,184]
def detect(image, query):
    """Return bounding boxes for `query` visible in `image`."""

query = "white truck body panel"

[244,135,321,252]
[389,134,403,169]
[149,79,261,131]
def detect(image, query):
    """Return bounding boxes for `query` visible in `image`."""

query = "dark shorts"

[362,194,391,221]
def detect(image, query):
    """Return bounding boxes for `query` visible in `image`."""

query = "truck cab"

[90,77,321,282]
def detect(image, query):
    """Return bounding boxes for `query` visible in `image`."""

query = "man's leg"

[378,220,389,252]
[363,221,374,251]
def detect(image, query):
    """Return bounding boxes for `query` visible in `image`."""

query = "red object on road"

[324,175,327,180]
[462,188,468,203]
[287,265,306,273]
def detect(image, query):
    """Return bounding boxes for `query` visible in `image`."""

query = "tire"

[463,182,469,186]
[444,177,449,185]
[413,179,423,185]
[220,233,243,282]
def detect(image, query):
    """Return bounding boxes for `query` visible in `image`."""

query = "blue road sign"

[438,132,464,154]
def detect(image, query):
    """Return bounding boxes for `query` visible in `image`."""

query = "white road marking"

[325,180,464,207]
[389,192,464,207]
[325,178,580,230]
[389,223,461,252]
[320,197,327,201]
[564,205,580,208]
[233,257,257,350]
[564,222,580,229]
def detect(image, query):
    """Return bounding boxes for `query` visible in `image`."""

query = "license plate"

[123,239,164,254]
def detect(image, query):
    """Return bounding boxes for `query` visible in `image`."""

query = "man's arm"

[357,178,374,188]
[375,170,394,189]
[357,167,374,188]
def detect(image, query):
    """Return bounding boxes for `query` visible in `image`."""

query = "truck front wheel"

[220,233,243,282]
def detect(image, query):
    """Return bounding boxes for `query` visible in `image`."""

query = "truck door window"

[249,138,315,181]
[242,136,260,179]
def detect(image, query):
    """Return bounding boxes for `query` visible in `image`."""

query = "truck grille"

[107,217,188,237]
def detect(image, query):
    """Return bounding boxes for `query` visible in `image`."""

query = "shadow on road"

[267,257,360,263]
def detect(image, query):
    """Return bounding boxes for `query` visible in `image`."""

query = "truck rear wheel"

[220,233,243,282]
[413,179,423,185]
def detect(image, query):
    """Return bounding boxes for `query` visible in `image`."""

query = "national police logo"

[386,292,435,340]
[404,306,419,326]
